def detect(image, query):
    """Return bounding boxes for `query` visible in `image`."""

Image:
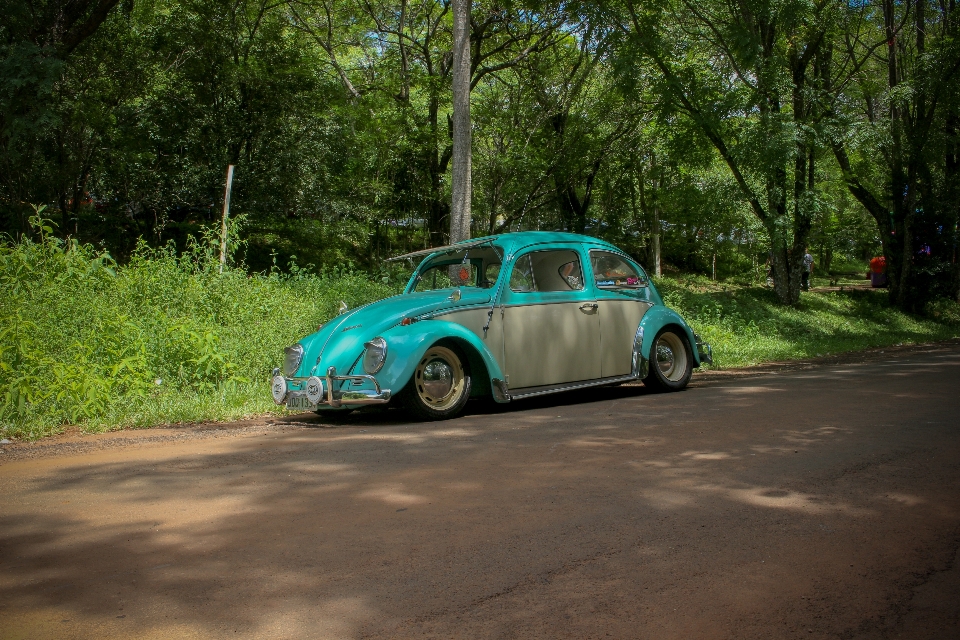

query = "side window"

[510,255,536,292]
[590,251,647,289]
[509,249,585,293]
[558,260,583,290]
[481,263,501,289]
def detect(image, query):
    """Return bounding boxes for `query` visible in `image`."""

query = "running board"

[507,374,640,401]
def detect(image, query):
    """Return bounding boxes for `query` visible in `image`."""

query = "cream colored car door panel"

[435,307,505,373]
[503,301,601,388]
[597,299,653,377]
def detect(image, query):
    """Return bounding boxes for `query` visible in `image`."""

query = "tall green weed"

[2,213,958,441]
[0,210,399,439]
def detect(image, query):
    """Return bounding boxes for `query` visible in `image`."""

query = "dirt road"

[2,346,960,639]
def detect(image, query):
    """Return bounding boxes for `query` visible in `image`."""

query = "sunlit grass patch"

[656,278,960,368]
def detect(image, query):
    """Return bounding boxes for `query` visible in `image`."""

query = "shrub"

[0,210,400,439]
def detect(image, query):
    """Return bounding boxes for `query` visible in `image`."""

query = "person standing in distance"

[802,248,815,291]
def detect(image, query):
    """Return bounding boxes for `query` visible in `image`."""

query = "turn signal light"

[400,317,416,326]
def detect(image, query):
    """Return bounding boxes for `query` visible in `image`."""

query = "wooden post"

[652,182,661,277]
[219,164,235,273]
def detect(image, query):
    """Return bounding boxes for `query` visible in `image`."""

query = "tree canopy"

[1,0,957,308]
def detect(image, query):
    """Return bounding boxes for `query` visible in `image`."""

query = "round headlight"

[305,376,325,405]
[271,375,288,404]
[362,337,387,374]
[283,344,304,377]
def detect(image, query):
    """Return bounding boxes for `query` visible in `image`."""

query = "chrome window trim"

[497,300,600,310]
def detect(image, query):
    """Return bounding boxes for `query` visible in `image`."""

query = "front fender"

[377,320,505,397]
[639,306,704,367]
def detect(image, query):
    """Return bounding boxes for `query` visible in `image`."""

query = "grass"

[2,222,959,440]
[657,274,960,368]
[1,217,402,440]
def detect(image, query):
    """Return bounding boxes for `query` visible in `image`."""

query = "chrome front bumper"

[273,366,391,409]
[695,334,713,365]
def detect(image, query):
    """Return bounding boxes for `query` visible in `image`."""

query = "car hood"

[294,288,491,377]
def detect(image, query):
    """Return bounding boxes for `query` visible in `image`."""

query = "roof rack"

[385,237,498,262]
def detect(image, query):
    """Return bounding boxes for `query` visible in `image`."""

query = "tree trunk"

[450,0,471,244]
[425,97,450,247]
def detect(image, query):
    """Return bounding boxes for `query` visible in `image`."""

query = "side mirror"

[448,288,462,303]
[338,301,348,315]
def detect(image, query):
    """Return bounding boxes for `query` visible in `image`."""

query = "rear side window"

[590,251,647,289]
[509,250,585,292]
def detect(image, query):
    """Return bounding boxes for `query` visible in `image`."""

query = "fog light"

[306,376,325,405]
[271,375,288,404]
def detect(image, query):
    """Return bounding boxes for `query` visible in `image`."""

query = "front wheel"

[399,345,472,420]
[643,328,693,392]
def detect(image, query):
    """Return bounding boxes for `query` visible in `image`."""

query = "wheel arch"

[639,308,701,366]
[379,321,502,399]
[432,336,492,398]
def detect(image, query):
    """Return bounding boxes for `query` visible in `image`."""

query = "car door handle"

[579,303,598,312]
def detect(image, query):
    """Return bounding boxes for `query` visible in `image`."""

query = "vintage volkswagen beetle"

[271,231,712,420]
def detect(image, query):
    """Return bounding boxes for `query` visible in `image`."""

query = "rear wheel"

[643,328,692,391]
[400,345,472,420]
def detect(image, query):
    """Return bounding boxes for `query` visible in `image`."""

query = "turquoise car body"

[271,231,712,412]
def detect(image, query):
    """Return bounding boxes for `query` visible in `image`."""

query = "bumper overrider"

[695,333,713,365]
[271,365,392,409]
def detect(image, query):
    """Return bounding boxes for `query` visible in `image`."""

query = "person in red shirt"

[869,256,887,288]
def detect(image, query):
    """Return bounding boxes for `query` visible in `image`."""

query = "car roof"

[468,231,620,254]
[390,231,626,266]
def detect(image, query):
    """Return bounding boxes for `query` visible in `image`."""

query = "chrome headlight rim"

[362,337,388,374]
[283,343,304,377]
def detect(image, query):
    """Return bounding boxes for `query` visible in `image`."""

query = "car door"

[500,245,601,389]
[587,249,654,377]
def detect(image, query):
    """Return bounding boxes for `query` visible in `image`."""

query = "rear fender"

[639,307,703,367]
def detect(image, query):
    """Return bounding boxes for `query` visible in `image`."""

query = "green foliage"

[657,277,960,369]
[0,215,399,440]
[3,211,957,441]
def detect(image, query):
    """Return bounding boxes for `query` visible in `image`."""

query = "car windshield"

[411,246,503,293]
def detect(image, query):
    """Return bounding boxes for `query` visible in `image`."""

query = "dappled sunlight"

[778,425,848,446]
[882,492,927,507]
[631,476,873,516]
[680,450,735,460]
[250,596,376,640]
[721,386,785,394]
[636,487,697,508]
[723,486,872,515]
[357,485,430,506]
[566,435,659,448]
[749,443,802,455]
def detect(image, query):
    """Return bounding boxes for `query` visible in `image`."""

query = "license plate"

[286,396,317,411]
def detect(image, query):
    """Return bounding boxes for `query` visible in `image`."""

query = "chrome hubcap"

[656,344,675,374]
[655,332,688,382]
[421,359,453,398]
